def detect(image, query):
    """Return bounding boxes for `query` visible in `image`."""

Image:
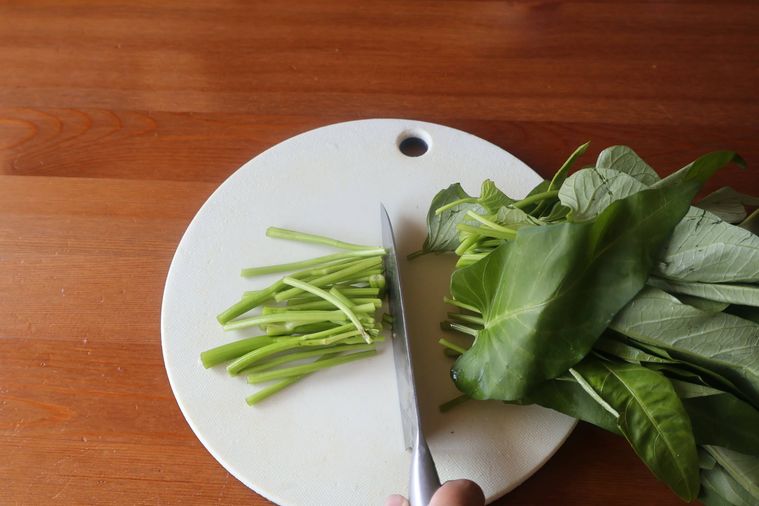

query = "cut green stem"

[266,227,379,251]
[244,354,335,406]
[200,335,275,368]
[217,268,316,325]
[243,343,376,374]
[278,297,382,311]
[456,223,516,240]
[465,210,518,236]
[454,234,480,256]
[443,296,481,314]
[245,376,305,405]
[438,338,468,355]
[286,287,380,301]
[227,339,301,375]
[274,256,383,302]
[434,197,479,215]
[282,277,371,342]
[247,350,378,384]
[241,248,385,277]
[439,394,471,413]
[447,312,484,326]
[456,253,487,267]
[223,310,348,331]
[441,320,478,337]
[511,190,560,210]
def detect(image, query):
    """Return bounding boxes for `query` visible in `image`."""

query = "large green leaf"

[547,141,591,192]
[648,277,759,307]
[610,287,759,408]
[740,209,759,235]
[572,357,700,501]
[594,335,674,364]
[516,374,621,434]
[558,168,648,222]
[654,207,759,283]
[696,187,759,224]
[413,183,479,256]
[478,179,514,211]
[705,446,759,501]
[451,181,696,401]
[699,460,757,506]
[596,145,661,186]
[654,151,745,189]
[412,180,514,257]
[493,206,540,228]
[674,294,730,313]
[671,380,759,455]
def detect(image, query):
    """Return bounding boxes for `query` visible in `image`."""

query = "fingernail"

[385,494,410,506]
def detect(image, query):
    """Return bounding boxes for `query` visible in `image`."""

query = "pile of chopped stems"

[201,227,387,405]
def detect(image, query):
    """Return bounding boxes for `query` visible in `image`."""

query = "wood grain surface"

[1,1,757,504]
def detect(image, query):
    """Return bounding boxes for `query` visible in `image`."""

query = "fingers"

[385,479,485,506]
[385,494,410,506]
[428,479,485,506]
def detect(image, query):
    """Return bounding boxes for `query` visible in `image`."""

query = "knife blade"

[381,203,440,506]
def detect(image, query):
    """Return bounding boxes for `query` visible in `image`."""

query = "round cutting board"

[161,119,576,505]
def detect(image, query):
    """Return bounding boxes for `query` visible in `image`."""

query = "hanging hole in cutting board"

[397,129,431,157]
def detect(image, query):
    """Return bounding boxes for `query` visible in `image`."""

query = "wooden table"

[2,1,757,504]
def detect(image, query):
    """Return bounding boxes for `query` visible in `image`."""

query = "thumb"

[428,479,485,506]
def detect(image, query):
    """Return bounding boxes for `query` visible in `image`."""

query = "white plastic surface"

[161,119,576,505]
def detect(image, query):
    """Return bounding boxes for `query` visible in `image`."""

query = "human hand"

[385,479,485,506]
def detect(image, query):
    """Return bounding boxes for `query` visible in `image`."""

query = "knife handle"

[409,432,440,506]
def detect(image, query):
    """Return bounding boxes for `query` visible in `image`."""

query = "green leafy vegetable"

[572,357,700,501]
[610,287,759,408]
[648,277,759,308]
[517,374,621,434]
[413,143,757,504]
[654,207,759,283]
[704,446,759,502]
[672,380,759,455]
[596,145,661,186]
[559,168,648,222]
[410,180,514,258]
[451,181,702,400]
[699,457,757,506]
[696,187,759,224]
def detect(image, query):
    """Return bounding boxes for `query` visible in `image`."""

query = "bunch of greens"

[203,228,387,405]
[413,144,759,505]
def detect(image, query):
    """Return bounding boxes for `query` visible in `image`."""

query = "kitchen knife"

[381,204,441,505]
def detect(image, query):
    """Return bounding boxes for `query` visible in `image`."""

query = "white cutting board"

[161,119,576,505]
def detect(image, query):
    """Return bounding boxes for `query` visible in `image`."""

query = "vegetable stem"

[247,350,378,384]
[512,190,560,210]
[241,248,385,277]
[465,210,518,236]
[243,343,376,374]
[456,223,516,240]
[223,310,348,331]
[447,312,484,326]
[266,227,378,251]
[439,394,471,413]
[274,256,383,302]
[454,234,480,256]
[434,197,479,215]
[438,338,468,355]
[444,296,481,314]
[282,277,371,342]
[441,320,479,337]
[200,335,275,368]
